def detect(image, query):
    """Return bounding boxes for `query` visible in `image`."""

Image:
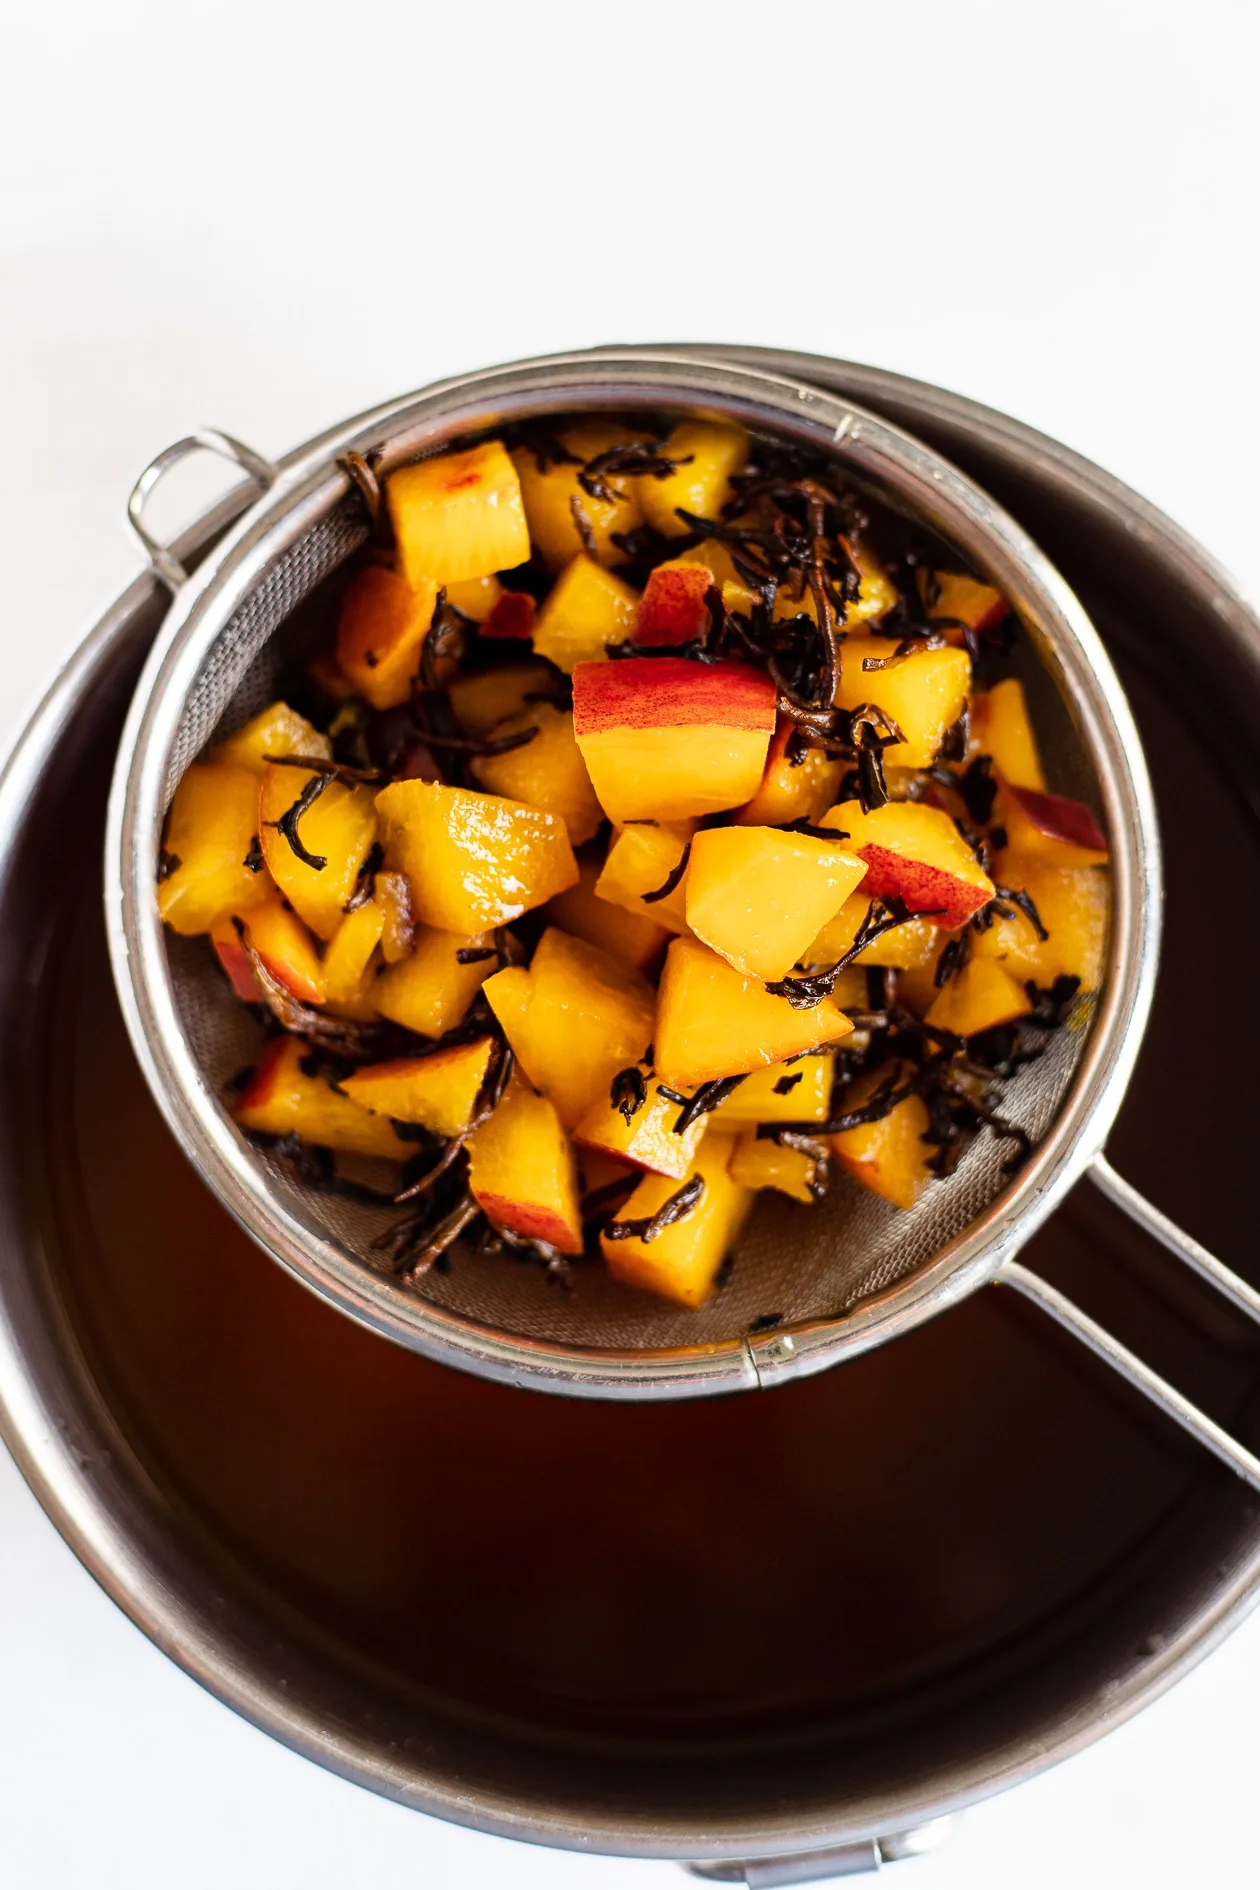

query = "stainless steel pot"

[2,352,1259,1882]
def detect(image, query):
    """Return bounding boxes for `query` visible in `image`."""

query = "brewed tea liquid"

[35,643,1260,1750]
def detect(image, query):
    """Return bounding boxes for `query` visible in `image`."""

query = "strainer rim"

[104,349,1160,1397]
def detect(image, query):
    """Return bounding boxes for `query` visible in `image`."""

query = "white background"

[2,3,1259,1884]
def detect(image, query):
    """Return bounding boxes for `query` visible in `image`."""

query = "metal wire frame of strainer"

[103,351,1260,1483]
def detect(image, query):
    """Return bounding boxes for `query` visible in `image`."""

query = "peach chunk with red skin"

[572,656,777,823]
[633,561,713,646]
[918,569,1010,639]
[479,589,536,641]
[998,784,1109,869]
[211,885,325,1006]
[821,800,994,931]
[235,1036,413,1161]
[466,1079,584,1254]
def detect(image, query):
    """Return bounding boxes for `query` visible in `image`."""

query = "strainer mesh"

[163,496,1095,1351]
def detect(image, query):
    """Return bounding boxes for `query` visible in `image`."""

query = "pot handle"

[683,1817,954,1882]
[1000,1152,1260,1491]
[126,430,278,591]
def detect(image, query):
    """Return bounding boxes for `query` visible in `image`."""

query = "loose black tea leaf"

[157,849,181,881]
[243,836,265,874]
[773,1071,804,1095]
[641,840,692,904]
[569,493,599,560]
[672,1074,747,1134]
[604,1173,706,1244]
[768,897,916,1006]
[578,438,689,503]
[342,839,384,912]
[421,725,539,757]
[610,1064,648,1124]
[991,882,1050,941]
[263,773,330,871]
[777,818,851,841]
[456,946,499,964]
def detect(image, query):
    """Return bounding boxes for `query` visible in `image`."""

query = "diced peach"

[235,1036,412,1160]
[833,638,971,767]
[579,1147,637,1198]
[972,855,1109,989]
[636,420,749,538]
[892,959,943,1020]
[470,702,604,846]
[735,717,844,827]
[925,958,1032,1037]
[466,1079,585,1253]
[157,762,269,937]
[970,679,1045,791]
[830,1068,933,1210]
[335,565,439,710]
[572,656,777,823]
[482,927,654,1129]
[445,574,504,622]
[596,821,695,936]
[531,553,639,672]
[684,825,867,982]
[375,780,577,931]
[306,651,357,704]
[687,537,760,615]
[997,783,1109,869]
[600,1137,752,1308]
[918,568,1010,638]
[654,937,854,1090]
[633,560,712,646]
[387,440,529,587]
[214,885,326,1005]
[258,764,378,941]
[727,1133,821,1204]
[210,918,265,1002]
[374,871,414,963]
[574,1064,707,1181]
[373,925,498,1036]
[542,850,670,974]
[713,1054,834,1124]
[806,892,942,972]
[511,421,644,571]
[821,800,993,930]
[772,539,898,630]
[322,899,386,1012]
[448,661,555,737]
[341,1038,494,1137]
[479,589,537,641]
[209,700,332,772]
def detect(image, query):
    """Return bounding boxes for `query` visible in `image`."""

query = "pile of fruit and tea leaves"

[156,416,1109,1310]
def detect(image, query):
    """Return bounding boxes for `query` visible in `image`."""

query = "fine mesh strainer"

[105,351,1260,1481]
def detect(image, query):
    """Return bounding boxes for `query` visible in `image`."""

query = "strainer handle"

[1002,1153,1260,1493]
[126,430,278,590]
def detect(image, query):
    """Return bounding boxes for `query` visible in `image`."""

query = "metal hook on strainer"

[103,350,1260,1483]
